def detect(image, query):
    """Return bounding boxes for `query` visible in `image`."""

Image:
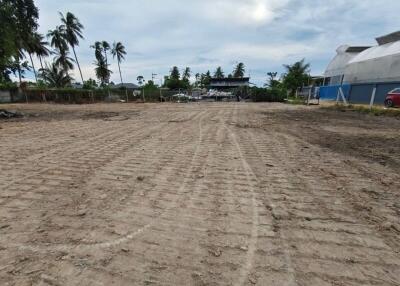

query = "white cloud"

[204,0,289,26]
[21,0,400,86]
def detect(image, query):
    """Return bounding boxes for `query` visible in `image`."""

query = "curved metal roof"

[324,45,360,77]
[348,41,400,64]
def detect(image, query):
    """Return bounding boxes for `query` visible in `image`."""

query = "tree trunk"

[28,53,38,82]
[105,51,110,84]
[17,64,22,84]
[117,60,128,102]
[39,56,44,70]
[118,60,123,85]
[72,46,84,84]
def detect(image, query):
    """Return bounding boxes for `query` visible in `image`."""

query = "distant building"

[324,45,370,86]
[71,82,83,89]
[344,31,400,84]
[111,83,140,90]
[209,77,250,90]
[324,31,400,85]
[320,31,400,104]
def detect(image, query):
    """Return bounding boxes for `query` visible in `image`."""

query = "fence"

[318,81,400,106]
[319,84,351,101]
[0,88,172,104]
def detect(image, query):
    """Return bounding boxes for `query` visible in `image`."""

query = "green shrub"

[0,82,18,91]
[250,87,286,102]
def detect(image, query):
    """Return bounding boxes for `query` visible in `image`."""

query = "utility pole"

[152,73,157,83]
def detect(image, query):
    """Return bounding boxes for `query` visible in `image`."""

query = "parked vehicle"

[385,88,400,107]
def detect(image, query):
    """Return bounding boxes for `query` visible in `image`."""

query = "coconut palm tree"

[39,63,73,88]
[182,67,191,80]
[111,42,127,86]
[91,41,103,62]
[34,33,51,70]
[101,41,110,67]
[214,66,224,78]
[25,34,39,82]
[25,32,51,82]
[60,12,85,83]
[95,58,111,86]
[233,62,245,78]
[54,50,74,72]
[47,26,68,53]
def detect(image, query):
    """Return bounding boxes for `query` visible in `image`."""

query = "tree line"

[0,0,127,89]
[162,62,246,90]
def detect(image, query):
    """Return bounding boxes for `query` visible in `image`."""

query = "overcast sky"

[31,0,400,86]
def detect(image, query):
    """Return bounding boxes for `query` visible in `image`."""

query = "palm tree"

[60,12,85,83]
[95,58,111,86]
[111,42,127,86]
[214,66,224,78]
[54,50,74,72]
[101,41,110,67]
[233,63,245,78]
[39,63,73,88]
[47,26,68,53]
[25,32,51,82]
[182,67,191,80]
[34,33,51,70]
[91,41,103,62]
[25,34,39,82]
[282,59,311,95]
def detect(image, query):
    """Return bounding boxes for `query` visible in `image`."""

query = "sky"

[27,0,400,86]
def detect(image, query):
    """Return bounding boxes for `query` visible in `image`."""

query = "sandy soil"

[0,102,400,286]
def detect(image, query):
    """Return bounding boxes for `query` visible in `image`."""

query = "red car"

[385,88,400,107]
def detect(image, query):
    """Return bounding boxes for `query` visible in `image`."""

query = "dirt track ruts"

[0,102,400,286]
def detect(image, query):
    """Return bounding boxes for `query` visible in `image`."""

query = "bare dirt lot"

[1,102,400,286]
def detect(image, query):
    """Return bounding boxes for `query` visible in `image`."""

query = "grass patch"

[323,104,400,118]
[285,97,305,105]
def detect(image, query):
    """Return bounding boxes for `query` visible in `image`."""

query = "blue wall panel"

[319,84,350,101]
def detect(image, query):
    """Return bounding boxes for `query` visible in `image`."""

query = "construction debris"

[0,109,23,119]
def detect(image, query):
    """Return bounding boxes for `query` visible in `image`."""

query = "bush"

[250,87,286,102]
[0,81,18,91]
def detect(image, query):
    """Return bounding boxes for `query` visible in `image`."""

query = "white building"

[324,45,370,85]
[324,31,400,85]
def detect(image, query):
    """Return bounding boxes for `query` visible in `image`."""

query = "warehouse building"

[320,31,400,104]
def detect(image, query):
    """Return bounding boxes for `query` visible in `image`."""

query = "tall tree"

[47,26,74,75]
[111,42,127,86]
[214,66,224,78]
[265,72,279,88]
[102,42,110,65]
[170,66,180,80]
[94,57,111,86]
[60,12,84,83]
[164,66,182,89]
[25,34,39,82]
[101,41,110,83]
[47,26,68,54]
[282,59,311,95]
[54,50,74,72]
[233,62,245,78]
[39,62,73,88]
[0,0,39,83]
[91,41,103,62]
[33,33,51,70]
[182,67,191,80]
[200,70,211,88]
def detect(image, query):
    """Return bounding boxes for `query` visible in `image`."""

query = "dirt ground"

[1,102,400,286]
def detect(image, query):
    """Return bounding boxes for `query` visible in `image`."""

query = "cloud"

[204,0,290,26]
[21,0,400,86]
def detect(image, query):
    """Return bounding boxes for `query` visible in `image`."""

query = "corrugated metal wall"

[319,84,351,100]
[349,82,400,105]
[320,82,400,105]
